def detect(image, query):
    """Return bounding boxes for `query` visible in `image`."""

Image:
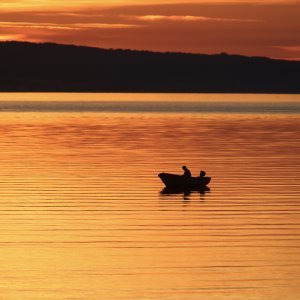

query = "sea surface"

[0,93,299,300]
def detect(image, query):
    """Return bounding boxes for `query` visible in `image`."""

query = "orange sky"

[0,0,299,59]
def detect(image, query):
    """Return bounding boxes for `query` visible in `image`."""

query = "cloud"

[34,12,104,18]
[273,45,300,52]
[0,33,26,41]
[0,1,299,60]
[0,21,138,31]
[0,22,76,30]
[75,23,138,29]
[135,14,260,22]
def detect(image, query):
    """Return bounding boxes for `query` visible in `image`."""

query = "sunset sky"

[0,0,299,59]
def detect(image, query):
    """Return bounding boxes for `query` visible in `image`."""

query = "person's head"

[182,166,187,170]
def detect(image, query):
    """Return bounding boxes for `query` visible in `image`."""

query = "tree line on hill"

[0,41,299,93]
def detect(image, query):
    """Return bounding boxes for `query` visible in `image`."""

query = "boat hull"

[158,172,211,188]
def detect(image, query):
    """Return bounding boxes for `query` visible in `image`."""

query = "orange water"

[0,94,299,299]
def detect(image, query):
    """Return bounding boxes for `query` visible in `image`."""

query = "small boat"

[158,172,211,188]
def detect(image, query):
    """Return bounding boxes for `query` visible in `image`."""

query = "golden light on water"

[0,93,300,299]
[1,92,299,102]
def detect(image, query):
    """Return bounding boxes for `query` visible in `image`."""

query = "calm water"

[0,93,299,299]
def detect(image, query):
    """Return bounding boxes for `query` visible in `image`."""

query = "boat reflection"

[160,186,210,201]
[161,186,210,195]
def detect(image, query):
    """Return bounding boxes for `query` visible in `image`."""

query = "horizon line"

[2,39,298,62]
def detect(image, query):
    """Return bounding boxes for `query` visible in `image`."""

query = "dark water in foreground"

[0,93,299,299]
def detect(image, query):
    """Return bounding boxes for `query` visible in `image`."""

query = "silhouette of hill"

[0,41,299,93]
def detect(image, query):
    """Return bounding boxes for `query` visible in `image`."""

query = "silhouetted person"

[200,170,206,178]
[182,166,192,178]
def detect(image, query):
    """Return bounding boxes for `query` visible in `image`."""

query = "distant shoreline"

[1,41,300,94]
[1,91,300,94]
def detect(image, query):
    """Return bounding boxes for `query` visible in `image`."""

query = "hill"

[0,41,299,93]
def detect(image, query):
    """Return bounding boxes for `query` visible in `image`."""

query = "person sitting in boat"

[199,170,206,178]
[182,166,192,178]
